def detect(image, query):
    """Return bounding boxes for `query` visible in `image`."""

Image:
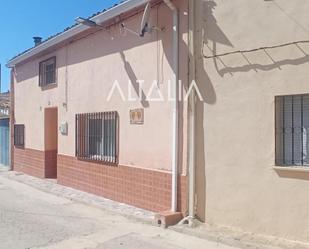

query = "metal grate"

[275,95,309,166]
[14,124,25,147]
[76,111,118,164]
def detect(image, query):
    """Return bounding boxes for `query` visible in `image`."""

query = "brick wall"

[45,150,57,178]
[14,147,45,178]
[58,154,188,213]
[14,148,57,179]
[13,148,188,214]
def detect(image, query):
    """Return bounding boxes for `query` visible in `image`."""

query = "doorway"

[44,108,58,178]
[0,118,9,167]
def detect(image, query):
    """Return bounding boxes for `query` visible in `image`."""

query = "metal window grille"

[76,111,118,164]
[39,57,56,87]
[275,95,309,166]
[14,124,25,147]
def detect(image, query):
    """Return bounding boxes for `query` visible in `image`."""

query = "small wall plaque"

[130,108,144,125]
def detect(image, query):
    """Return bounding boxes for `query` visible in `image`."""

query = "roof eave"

[6,0,150,68]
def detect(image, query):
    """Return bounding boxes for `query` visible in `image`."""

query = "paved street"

[0,173,239,249]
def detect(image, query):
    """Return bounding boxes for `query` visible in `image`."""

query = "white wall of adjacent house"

[13,0,188,173]
[194,0,309,242]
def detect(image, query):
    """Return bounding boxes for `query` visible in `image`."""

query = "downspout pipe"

[163,0,179,213]
[179,0,197,226]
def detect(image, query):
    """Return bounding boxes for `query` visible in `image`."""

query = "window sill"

[41,83,57,91]
[14,145,25,149]
[273,166,309,173]
[76,156,118,166]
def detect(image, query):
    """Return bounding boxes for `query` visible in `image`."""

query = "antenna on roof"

[140,2,151,37]
[121,2,163,37]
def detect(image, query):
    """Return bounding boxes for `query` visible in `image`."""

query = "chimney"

[33,37,42,46]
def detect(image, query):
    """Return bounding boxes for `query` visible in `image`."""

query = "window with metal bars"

[275,94,309,166]
[14,124,25,147]
[76,112,118,164]
[39,57,56,87]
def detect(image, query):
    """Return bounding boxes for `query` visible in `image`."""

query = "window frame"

[39,56,57,87]
[14,124,25,148]
[275,93,309,167]
[75,111,119,164]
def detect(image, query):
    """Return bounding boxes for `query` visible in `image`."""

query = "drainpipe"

[179,0,197,226]
[163,0,179,213]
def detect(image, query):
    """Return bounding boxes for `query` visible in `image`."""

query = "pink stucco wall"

[13,0,188,173]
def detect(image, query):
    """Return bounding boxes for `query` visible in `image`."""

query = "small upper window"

[39,57,56,87]
[14,124,25,147]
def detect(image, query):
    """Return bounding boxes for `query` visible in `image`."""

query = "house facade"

[7,0,309,244]
[8,0,188,214]
[192,0,309,243]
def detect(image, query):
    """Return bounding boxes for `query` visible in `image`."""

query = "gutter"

[163,0,179,213]
[6,0,150,68]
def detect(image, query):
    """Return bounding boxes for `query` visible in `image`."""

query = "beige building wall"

[195,0,309,242]
[14,0,188,172]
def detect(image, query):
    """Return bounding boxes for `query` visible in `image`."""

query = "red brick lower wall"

[13,148,188,213]
[57,154,188,213]
[45,150,57,178]
[14,147,45,178]
[14,148,58,179]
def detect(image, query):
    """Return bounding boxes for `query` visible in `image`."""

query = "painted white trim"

[6,0,150,68]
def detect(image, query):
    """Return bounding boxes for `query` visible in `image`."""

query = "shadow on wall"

[213,47,309,76]
[194,0,225,222]
[195,0,309,221]
[202,1,309,77]
[119,51,150,108]
[202,0,234,77]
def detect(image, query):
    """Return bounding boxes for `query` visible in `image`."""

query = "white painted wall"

[14,0,188,172]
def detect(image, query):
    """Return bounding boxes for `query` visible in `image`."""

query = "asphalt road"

[0,174,238,249]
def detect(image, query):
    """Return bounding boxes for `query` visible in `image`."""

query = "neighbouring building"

[192,0,309,243]
[0,91,10,167]
[7,0,309,244]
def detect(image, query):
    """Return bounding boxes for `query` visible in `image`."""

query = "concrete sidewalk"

[0,170,154,222]
[0,171,240,249]
[1,170,307,249]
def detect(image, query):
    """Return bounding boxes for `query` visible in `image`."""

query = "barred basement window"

[76,112,118,164]
[275,94,309,166]
[39,57,56,87]
[14,124,25,147]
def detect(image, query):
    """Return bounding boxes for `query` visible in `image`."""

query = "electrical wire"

[203,39,309,59]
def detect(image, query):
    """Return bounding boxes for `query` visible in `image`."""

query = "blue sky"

[0,0,119,92]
